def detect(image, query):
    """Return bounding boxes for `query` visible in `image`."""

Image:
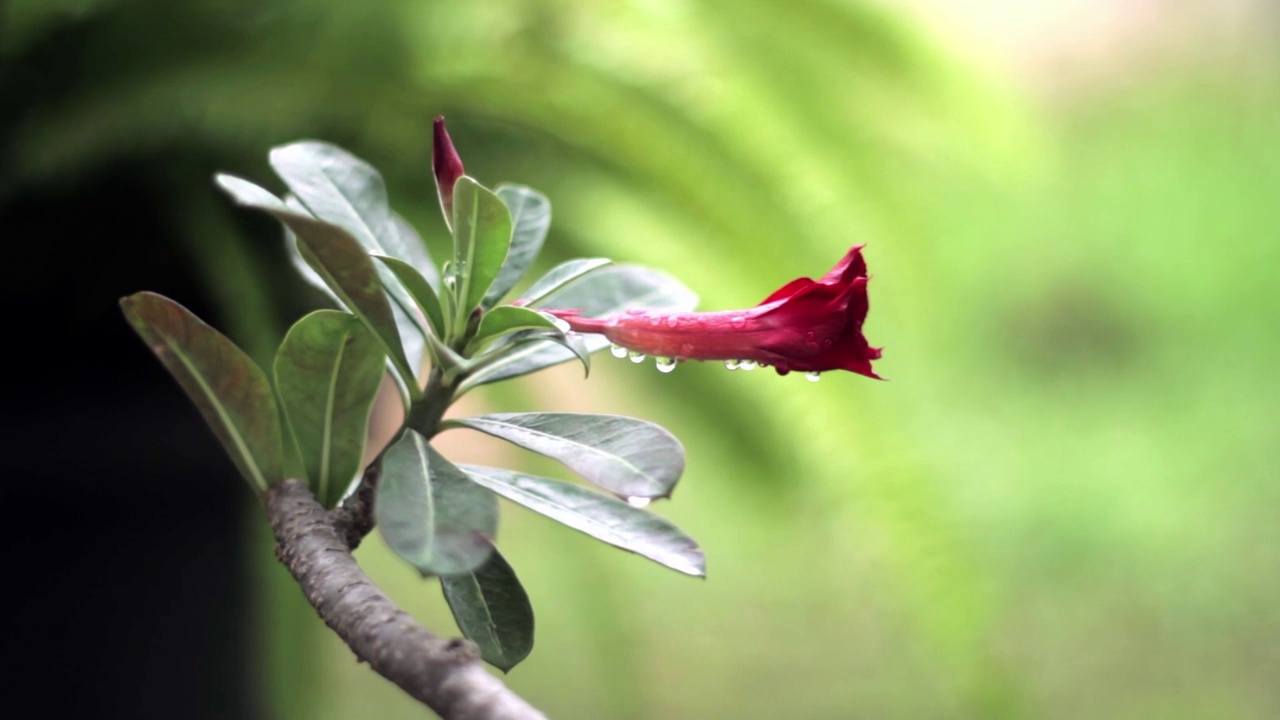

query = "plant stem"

[408,366,456,439]
[267,479,547,719]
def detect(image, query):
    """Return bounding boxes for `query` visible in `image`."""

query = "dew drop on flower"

[666,316,681,328]
[610,344,628,358]
[724,359,740,370]
[628,351,647,363]
[730,315,747,329]
[655,357,676,373]
[806,372,821,382]
[738,360,758,371]
[626,496,652,508]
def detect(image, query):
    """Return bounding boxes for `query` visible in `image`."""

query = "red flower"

[432,116,465,218]
[547,245,883,379]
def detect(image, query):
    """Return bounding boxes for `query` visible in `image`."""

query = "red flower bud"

[548,245,882,379]
[432,116,465,218]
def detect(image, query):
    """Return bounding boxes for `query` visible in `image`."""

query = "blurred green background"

[5,0,1278,717]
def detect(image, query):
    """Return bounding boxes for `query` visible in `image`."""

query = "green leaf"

[462,465,705,577]
[120,292,282,492]
[267,144,431,360]
[445,413,684,499]
[457,331,590,395]
[466,306,562,355]
[451,176,513,316]
[273,310,385,508]
[534,264,699,316]
[469,265,697,386]
[269,141,430,268]
[440,543,535,672]
[517,258,612,306]
[375,431,497,575]
[216,175,419,398]
[391,212,439,290]
[378,256,447,339]
[483,185,550,308]
[281,194,428,377]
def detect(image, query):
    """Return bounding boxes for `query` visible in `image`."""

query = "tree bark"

[265,479,547,720]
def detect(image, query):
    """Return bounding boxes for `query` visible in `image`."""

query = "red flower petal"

[546,245,882,380]
[432,116,465,218]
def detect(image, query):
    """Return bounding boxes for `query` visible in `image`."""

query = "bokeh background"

[4,0,1278,718]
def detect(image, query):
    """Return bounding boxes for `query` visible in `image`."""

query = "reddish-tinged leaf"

[120,292,283,492]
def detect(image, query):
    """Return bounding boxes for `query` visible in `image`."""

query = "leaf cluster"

[121,136,702,671]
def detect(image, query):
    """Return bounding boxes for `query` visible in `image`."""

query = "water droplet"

[628,351,646,364]
[626,496,652,508]
[665,316,681,328]
[655,357,676,373]
[806,372,821,382]
[724,359,740,370]
[738,360,757,371]
[610,344,628,358]
[730,315,747,329]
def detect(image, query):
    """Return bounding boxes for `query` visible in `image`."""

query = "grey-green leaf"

[216,175,417,395]
[376,432,497,575]
[378,256,447,339]
[446,413,685,498]
[462,465,704,577]
[470,265,697,386]
[534,264,699,316]
[274,310,385,508]
[440,544,534,672]
[451,176,513,314]
[466,306,562,355]
[483,185,550,307]
[390,212,439,289]
[267,144,430,346]
[120,292,282,492]
[268,141,397,257]
[517,258,612,306]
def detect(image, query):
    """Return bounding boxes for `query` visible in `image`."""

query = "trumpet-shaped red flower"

[548,245,883,379]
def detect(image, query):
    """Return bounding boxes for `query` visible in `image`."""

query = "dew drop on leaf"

[626,496,652,508]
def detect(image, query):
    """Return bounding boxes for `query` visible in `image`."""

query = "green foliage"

[461,465,704,577]
[119,292,283,492]
[440,545,535,672]
[447,413,685,499]
[216,174,419,400]
[123,135,704,673]
[274,310,384,508]
[485,185,552,308]
[449,176,513,321]
[375,432,498,576]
